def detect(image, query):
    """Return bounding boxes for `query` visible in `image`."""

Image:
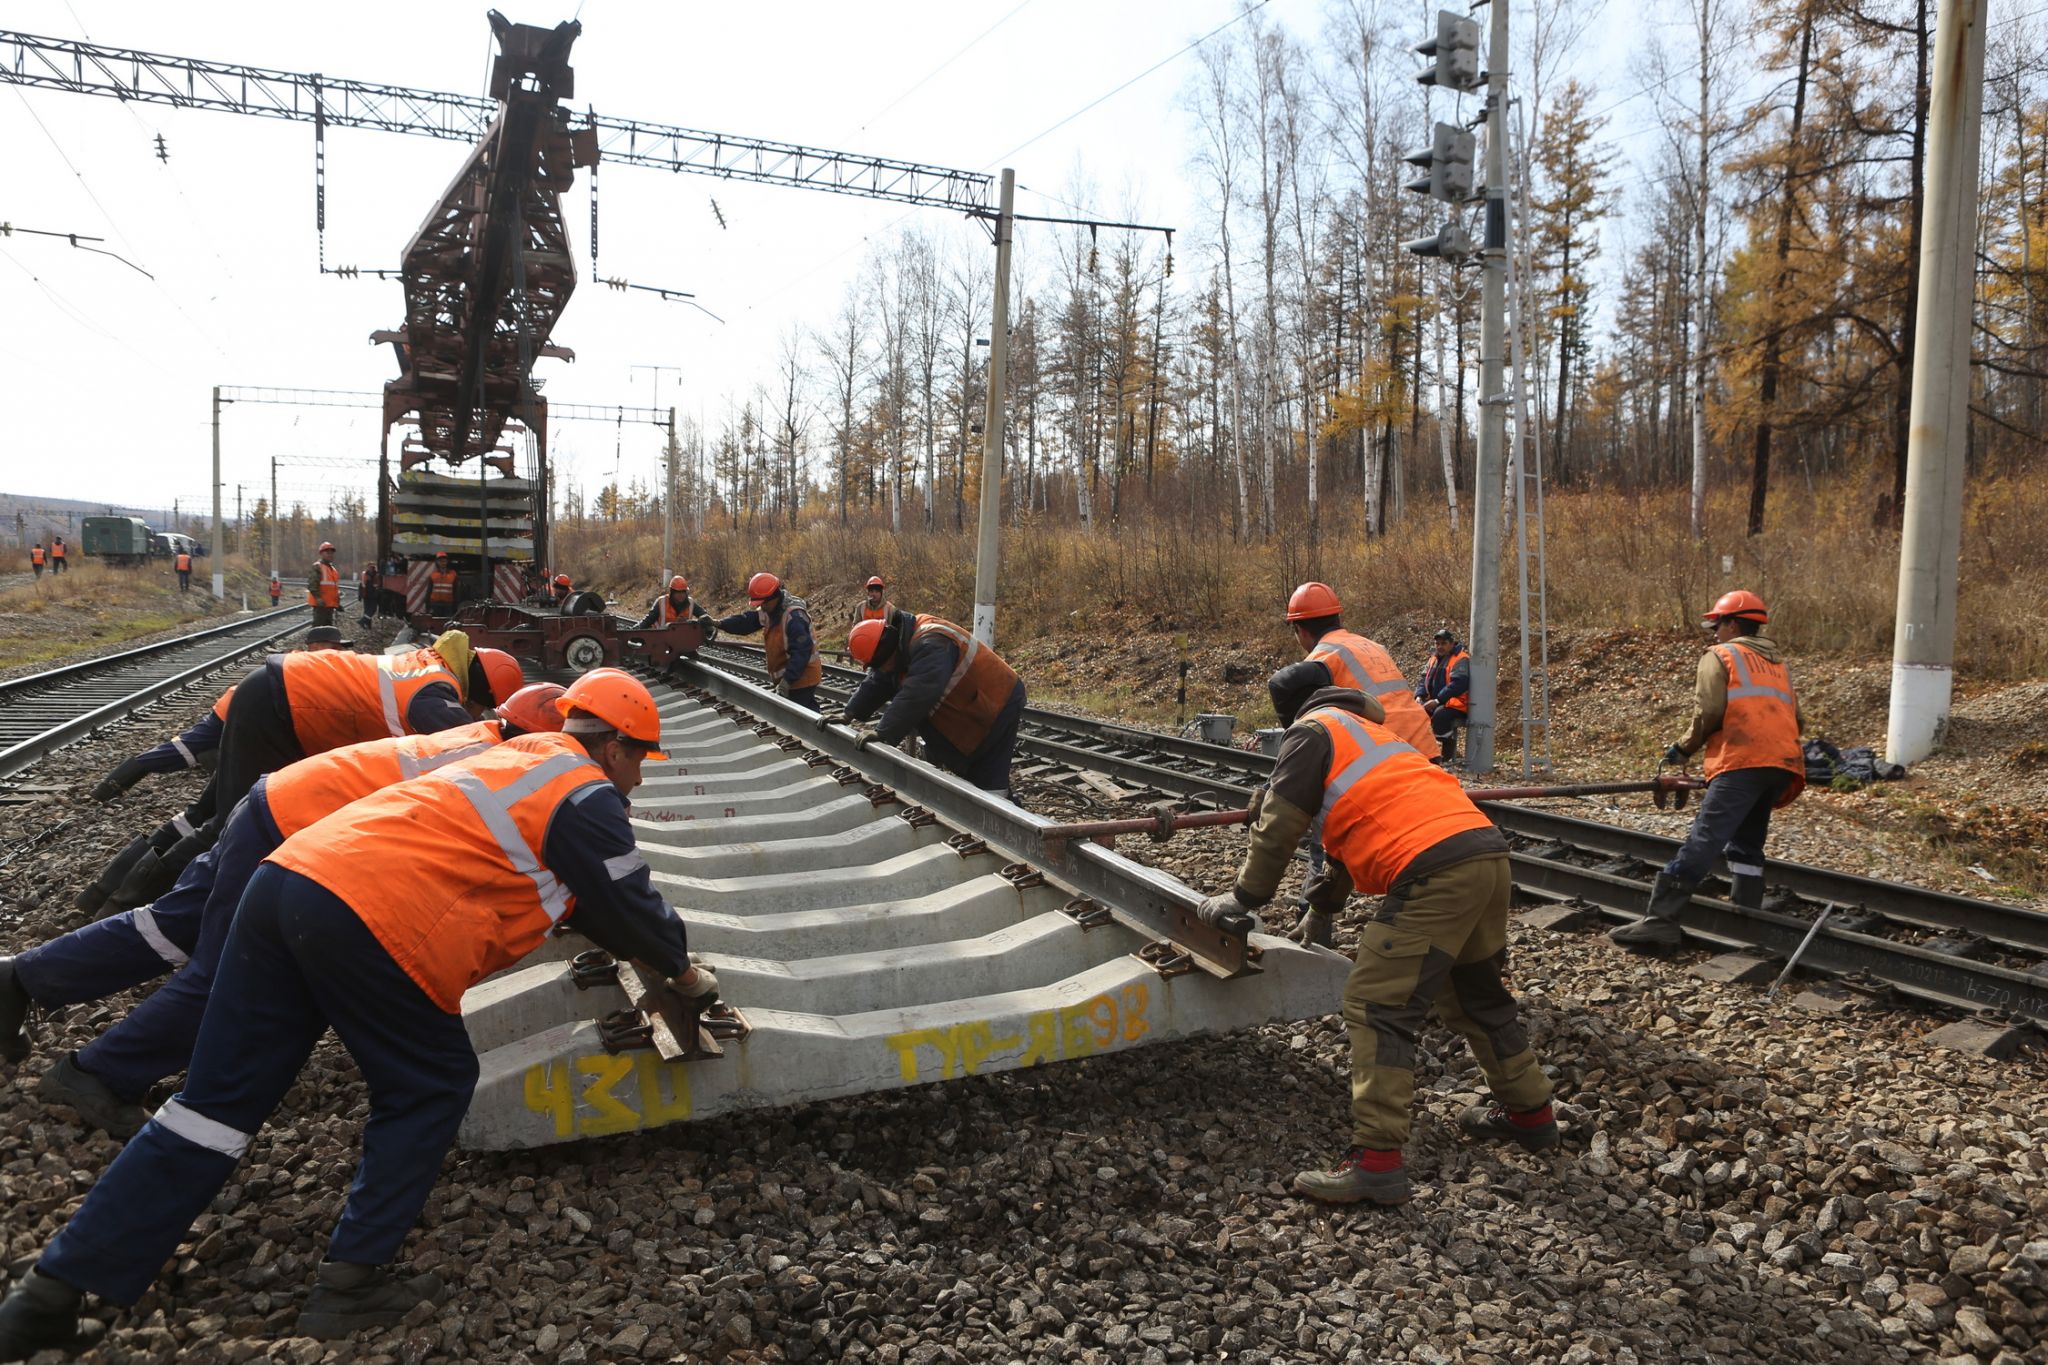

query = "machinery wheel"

[563,633,608,674]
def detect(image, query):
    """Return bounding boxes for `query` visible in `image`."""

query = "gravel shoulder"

[0,644,2043,1364]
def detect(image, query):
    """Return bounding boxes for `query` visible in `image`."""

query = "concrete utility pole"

[270,457,279,582]
[970,168,1016,647]
[210,385,227,600]
[1464,0,1511,775]
[1887,0,1987,764]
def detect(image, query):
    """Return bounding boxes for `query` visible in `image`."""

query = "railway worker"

[0,685,569,1138]
[717,572,821,710]
[835,610,1026,796]
[50,535,67,574]
[1193,660,1555,1207]
[268,573,281,607]
[359,562,379,628]
[427,553,459,616]
[0,671,718,1353]
[1610,590,1805,952]
[636,574,713,631]
[1416,628,1471,766]
[173,549,193,593]
[99,633,524,910]
[89,688,235,804]
[1284,582,1435,753]
[548,571,575,607]
[850,575,893,627]
[307,541,341,628]
[30,543,45,577]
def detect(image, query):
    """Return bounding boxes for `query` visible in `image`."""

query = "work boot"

[1729,872,1765,910]
[1291,1147,1412,1206]
[0,1267,104,1360]
[109,840,189,912]
[1608,874,1695,953]
[1439,734,1458,765]
[76,833,153,913]
[297,1262,446,1340]
[0,959,31,1064]
[1458,1101,1561,1152]
[40,1053,149,1140]
[1291,907,1333,949]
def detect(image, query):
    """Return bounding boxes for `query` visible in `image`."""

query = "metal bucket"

[1255,727,1286,756]
[1195,713,1235,746]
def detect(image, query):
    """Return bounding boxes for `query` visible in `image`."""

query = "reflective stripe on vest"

[1310,631,1434,750]
[265,723,502,838]
[1722,643,1794,705]
[1314,710,1420,821]
[1300,704,1496,895]
[915,618,981,704]
[1311,636,1411,698]
[442,753,587,923]
[1704,642,1805,801]
[376,653,449,737]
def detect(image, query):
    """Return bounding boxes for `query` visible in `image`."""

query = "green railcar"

[82,516,155,566]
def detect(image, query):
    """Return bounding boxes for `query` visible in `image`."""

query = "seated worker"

[0,685,567,1138]
[851,576,894,625]
[1416,628,1471,765]
[832,610,1026,796]
[637,575,714,631]
[716,572,820,710]
[549,573,574,606]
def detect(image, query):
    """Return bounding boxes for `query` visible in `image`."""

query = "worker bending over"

[1284,582,1435,752]
[636,575,715,632]
[90,688,234,804]
[1416,628,1471,765]
[834,610,1026,796]
[717,572,820,709]
[850,575,893,625]
[1195,661,1555,1206]
[0,671,716,1353]
[1610,590,1805,952]
[0,686,567,1139]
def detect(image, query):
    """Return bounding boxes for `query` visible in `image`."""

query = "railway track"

[0,606,312,782]
[693,640,2048,1026]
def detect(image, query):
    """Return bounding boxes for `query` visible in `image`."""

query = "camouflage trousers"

[1340,852,1552,1149]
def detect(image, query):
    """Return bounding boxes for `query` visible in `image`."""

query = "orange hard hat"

[473,647,526,708]
[495,682,567,735]
[747,571,782,602]
[849,617,888,666]
[866,576,885,589]
[554,573,572,588]
[436,551,448,560]
[669,574,689,592]
[556,669,668,760]
[319,541,336,553]
[1703,589,1769,626]
[1285,581,1342,622]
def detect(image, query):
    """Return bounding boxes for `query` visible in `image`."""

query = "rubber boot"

[1609,874,1695,953]
[0,958,31,1063]
[297,1262,446,1340]
[76,834,153,913]
[0,1267,103,1360]
[108,826,205,912]
[40,1053,149,1140]
[1729,872,1765,910]
[1438,733,1458,766]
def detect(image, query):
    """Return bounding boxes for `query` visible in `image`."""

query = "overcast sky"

[3,0,1649,518]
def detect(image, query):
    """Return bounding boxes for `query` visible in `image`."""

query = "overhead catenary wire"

[855,0,1039,135]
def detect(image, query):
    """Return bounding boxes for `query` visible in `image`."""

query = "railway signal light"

[1403,123,1477,204]
[1416,10,1483,93]
[1404,221,1476,262]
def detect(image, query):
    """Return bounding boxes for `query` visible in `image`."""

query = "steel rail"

[0,607,310,779]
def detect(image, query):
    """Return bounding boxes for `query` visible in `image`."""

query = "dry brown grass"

[549,474,2048,681]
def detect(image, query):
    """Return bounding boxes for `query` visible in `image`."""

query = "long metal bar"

[0,30,992,212]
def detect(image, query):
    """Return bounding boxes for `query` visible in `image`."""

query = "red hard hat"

[748,571,782,602]
[669,574,689,592]
[554,573,572,588]
[849,618,888,666]
[436,551,449,560]
[1704,589,1769,626]
[319,542,336,553]
[866,576,885,589]
[556,669,668,760]
[1285,581,1342,622]
[495,682,567,735]
[474,647,526,707]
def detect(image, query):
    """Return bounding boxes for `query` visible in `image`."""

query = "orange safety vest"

[1423,649,1471,715]
[428,569,459,607]
[269,731,610,1012]
[279,646,463,756]
[175,553,192,571]
[261,720,504,839]
[212,687,236,722]
[856,599,894,623]
[1303,704,1498,896]
[308,561,341,608]
[654,594,695,625]
[1309,629,1435,751]
[1705,642,1805,805]
[30,547,44,566]
[764,597,823,690]
[50,541,64,560]
[891,614,1021,756]
[269,576,281,597]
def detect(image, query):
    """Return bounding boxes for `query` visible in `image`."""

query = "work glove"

[852,726,880,752]
[699,620,718,642]
[673,963,720,1003]
[1661,743,1688,767]
[815,707,847,731]
[92,757,152,803]
[771,677,791,698]
[1195,891,1253,936]
[1292,907,1334,949]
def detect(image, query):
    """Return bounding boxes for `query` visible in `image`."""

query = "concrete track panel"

[629,794,877,848]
